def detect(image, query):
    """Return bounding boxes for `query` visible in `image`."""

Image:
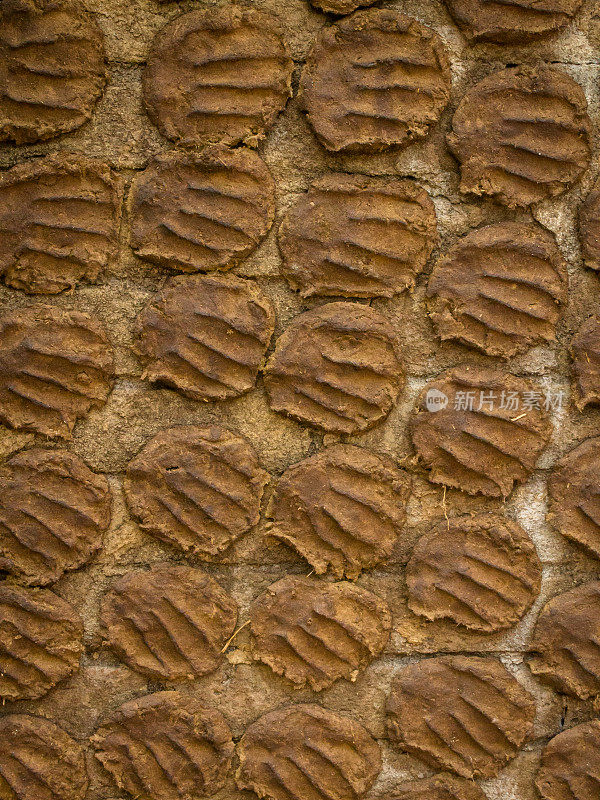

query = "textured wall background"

[2,0,600,798]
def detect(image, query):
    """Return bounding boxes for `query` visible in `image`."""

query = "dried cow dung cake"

[447,66,591,208]
[535,720,600,800]
[236,704,381,800]
[0,583,83,701]
[0,448,111,586]
[278,173,437,299]
[427,221,568,358]
[310,0,377,14]
[92,691,233,800]
[249,575,391,691]
[101,564,238,681]
[571,316,600,409]
[128,147,275,273]
[0,305,114,438]
[266,443,411,579]
[411,366,552,497]
[579,177,600,271]
[142,7,292,147]
[548,437,600,559]
[264,302,404,434]
[529,581,600,699]
[0,714,88,800]
[386,655,535,779]
[0,153,123,294]
[389,773,489,800]
[407,513,542,633]
[300,10,451,153]
[124,426,269,557]
[0,0,106,144]
[134,274,275,402]
[443,0,583,43]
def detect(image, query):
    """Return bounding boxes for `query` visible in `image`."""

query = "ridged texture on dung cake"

[443,0,582,43]
[249,575,391,690]
[529,581,600,699]
[279,173,437,298]
[0,305,114,437]
[236,704,381,800]
[427,221,568,358]
[267,444,411,578]
[0,153,122,294]
[411,366,552,497]
[124,426,269,557]
[0,714,88,800]
[129,147,275,273]
[0,0,106,144]
[407,513,541,632]
[101,565,237,681]
[0,583,83,701]
[142,7,292,146]
[386,656,535,779]
[535,720,600,800]
[264,302,404,434]
[0,448,111,585]
[300,10,451,152]
[548,437,600,559]
[447,66,591,208]
[134,274,274,402]
[92,691,233,800]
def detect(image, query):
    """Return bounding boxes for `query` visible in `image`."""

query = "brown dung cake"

[278,173,437,298]
[249,574,391,690]
[300,9,451,153]
[0,0,106,144]
[0,1,598,798]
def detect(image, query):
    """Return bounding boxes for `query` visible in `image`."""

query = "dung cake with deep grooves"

[0,305,114,438]
[579,177,600,271]
[529,581,600,699]
[264,302,404,434]
[236,704,381,800]
[406,513,542,633]
[124,426,269,557]
[278,173,437,298]
[390,773,489,800]
[300,9,451,153]
[443,0,582,43]
[0,0,106,144]
[0,583,83,701]
[447,65,592,208]
[266,443,411,579]
[535,720,600,800]
[427,221,568,358]
[386,655,535,779]
[548,437,600,559]
[571,316,600,409]
[411,366,552,497]
[0,714,88,800]
[142,7,292,147]
[249,575,391,691]
[0,448,111,586]
[134,273,275,402]
[101,564,238,681]
[92,691,234,800]
[0,153,123,294]
[128,147,275,274]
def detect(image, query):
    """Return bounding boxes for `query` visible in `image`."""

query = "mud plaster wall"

[2,0,600,798]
